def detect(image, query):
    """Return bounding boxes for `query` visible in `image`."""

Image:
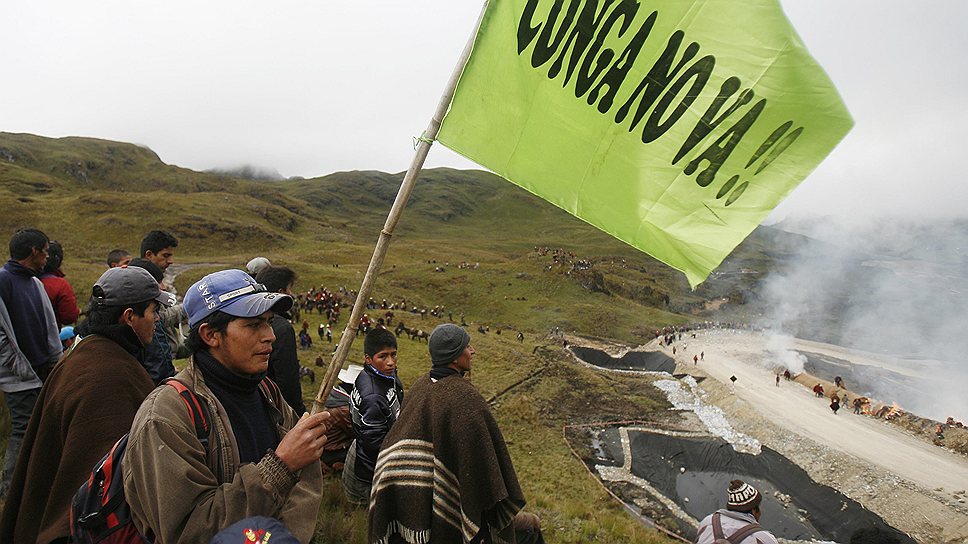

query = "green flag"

[438,0,853,287]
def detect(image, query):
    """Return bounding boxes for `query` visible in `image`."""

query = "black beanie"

[128,258,164,283]
[429,324,470,367]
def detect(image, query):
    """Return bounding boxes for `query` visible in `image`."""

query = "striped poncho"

[368,373,526,544]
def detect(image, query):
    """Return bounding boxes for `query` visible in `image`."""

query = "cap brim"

[155,291,177,308]
[219,292,293,320]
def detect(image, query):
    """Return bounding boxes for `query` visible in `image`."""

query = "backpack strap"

[711,512,764,544]
[258,376,285,411]
[164,378,210,451]
[96,435,129,515]
[727,521,765,544]
[711,512,726,541]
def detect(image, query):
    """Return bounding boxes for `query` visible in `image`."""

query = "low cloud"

[757,216,968,421]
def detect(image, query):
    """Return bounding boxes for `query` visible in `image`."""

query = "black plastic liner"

[601,429,913,543]
[571,346,676,374]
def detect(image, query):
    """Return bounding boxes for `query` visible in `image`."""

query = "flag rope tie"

[412,134,435,149]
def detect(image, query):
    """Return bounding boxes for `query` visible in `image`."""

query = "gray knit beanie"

[429,324,471,367]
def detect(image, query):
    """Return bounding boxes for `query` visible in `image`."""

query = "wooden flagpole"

[311,2,489,414]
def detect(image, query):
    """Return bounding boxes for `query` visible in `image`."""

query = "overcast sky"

[3,1,965,223]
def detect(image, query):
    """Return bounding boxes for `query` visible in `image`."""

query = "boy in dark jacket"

[343,328,403,504]
[137,230,180,384]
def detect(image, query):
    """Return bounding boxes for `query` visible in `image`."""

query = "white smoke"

[765,333,807,374]
[756,216,968,421]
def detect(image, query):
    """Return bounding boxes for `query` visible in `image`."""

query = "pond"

[597,428,913,543]
[570,346,676,373]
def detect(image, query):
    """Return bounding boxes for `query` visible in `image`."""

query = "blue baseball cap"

[184,269,293,329]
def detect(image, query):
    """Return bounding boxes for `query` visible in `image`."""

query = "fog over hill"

[762,216,968,421]
[205,165,285,181]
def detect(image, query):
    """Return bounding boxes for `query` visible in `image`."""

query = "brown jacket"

[122,358,322,543]
[0,331,154,544]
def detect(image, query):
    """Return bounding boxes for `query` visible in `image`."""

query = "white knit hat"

[727,480,762,512]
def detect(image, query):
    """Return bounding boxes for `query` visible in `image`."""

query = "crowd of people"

[534,246,592,274]
[0,227,907,543]
[0,227,549,543]
[657,323,921,426]
[0,228,196,542]
[804,376,911,422]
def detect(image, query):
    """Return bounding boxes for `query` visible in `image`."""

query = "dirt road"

[660,330,968,542]
[677,331,968,493]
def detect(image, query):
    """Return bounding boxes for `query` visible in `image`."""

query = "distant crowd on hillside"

[654,321,762,346]
[534,246,592,273]
[291,281,473,342]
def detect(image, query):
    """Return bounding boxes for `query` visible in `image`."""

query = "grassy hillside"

[0,132,805,542]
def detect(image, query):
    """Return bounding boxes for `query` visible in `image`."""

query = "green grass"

[287,328,675,543]
[0,132,807,542]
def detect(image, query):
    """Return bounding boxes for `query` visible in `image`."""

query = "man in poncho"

[0,266,174,543]
[368,324,534,544]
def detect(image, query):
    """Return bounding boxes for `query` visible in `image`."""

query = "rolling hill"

[0,131,813,542]
[0,131,805,331]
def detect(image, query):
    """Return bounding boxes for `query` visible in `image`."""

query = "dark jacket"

[0,290,54,393]
[268,313,305,415]
[141,319,176,385]
[0,327,154,544]
[349,364,403,483]
[0,260,61,372]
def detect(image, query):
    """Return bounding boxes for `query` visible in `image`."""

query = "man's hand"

[275,411,331,471]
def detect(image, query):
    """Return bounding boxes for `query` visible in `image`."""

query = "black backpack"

[70,378,209,544]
